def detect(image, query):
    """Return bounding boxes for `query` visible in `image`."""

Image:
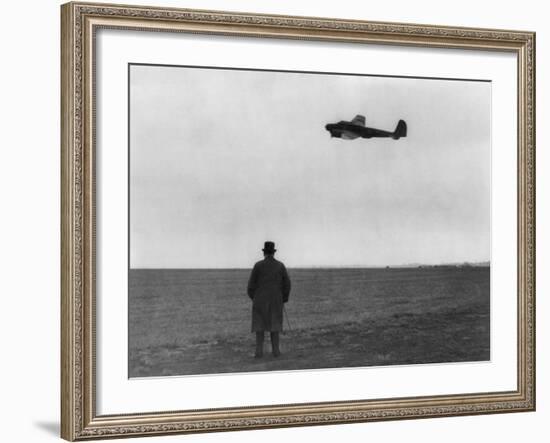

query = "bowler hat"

[262,241,277,254]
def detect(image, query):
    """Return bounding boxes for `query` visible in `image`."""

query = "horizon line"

[130,261,491,271]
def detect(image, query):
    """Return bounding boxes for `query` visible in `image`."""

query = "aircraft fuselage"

[325,118,407,140]
[325,122,395,139]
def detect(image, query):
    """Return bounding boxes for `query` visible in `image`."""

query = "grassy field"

[129,267,490,377]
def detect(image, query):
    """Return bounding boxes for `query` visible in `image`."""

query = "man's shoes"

[254,351,263,359]
[272,350,281,358]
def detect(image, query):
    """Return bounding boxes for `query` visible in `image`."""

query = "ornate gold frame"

[61,2,536,440]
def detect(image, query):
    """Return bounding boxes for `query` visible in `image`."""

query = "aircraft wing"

[351,115,366,126]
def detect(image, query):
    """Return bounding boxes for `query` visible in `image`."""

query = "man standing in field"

[247,241,291,358]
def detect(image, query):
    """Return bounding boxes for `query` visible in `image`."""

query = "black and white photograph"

[3,0,545,440]
[128,64,491,378]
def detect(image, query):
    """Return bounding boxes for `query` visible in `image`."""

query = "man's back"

[248,242,291,356]
[247,256,291,303]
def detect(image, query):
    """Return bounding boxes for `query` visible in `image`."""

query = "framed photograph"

[61,1,536,440]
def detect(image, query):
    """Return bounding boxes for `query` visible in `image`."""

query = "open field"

[129,267,490,377]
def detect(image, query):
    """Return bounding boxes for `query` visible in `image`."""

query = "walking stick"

[283,305,292,332]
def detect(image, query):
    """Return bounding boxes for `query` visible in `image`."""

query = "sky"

[129,64,491,268]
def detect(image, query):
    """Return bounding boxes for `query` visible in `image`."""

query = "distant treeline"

[386,261,490,269]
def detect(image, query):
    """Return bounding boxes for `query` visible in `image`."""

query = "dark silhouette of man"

[247,241,291,358]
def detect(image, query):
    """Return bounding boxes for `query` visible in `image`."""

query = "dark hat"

[262,241,277,254]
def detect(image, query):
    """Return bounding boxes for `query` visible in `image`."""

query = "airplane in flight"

[325,115,407,140]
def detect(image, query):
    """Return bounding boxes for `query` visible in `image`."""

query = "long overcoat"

[247,256,291,332]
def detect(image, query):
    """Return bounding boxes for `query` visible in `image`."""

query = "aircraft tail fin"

[392,120,407,139]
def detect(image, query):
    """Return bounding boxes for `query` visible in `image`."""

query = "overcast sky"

[129,64,490,268]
